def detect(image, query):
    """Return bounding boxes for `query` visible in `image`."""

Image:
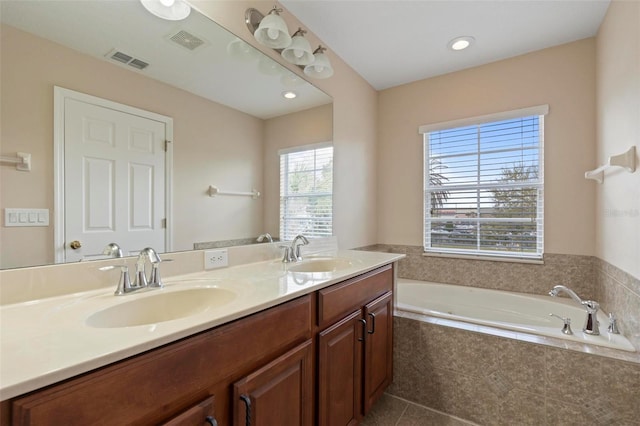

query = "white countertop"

[0,249,403,401]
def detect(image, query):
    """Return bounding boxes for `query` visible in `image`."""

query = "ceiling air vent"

[105,49,149,70]
[168,30,206,51]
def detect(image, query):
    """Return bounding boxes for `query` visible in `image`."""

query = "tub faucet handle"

[549,313,573,335]
[607,313,620,334]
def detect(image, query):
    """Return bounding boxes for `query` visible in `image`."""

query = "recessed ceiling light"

[448,36,475,51]
[282,91,297,99]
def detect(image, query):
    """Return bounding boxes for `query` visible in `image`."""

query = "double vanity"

[0,247,403,425]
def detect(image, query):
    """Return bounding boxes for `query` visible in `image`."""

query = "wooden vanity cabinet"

[9,295,314,426]
[5,263,395,426]
[317,265,394,425]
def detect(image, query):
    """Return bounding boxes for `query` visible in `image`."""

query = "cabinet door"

[362,292,394,414]
[233,340,313,426]
[317,310,364,426]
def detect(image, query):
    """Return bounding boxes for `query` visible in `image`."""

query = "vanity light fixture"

[448,36,475,51]
[245,7,334,79]
[304,46,334,79]
[281,29,314,65]
[140,0,191,21]
[252,6,292,49]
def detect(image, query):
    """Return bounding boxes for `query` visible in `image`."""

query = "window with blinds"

[279,144,333,241]
[421,106,547,260]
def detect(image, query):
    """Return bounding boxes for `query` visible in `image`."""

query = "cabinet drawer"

[11,296,313,426]
[317,265,392,329]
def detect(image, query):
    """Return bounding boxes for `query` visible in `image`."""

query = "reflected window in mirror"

[279,144,333,241]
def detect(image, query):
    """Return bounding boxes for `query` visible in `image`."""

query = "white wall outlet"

[204,249,228,270]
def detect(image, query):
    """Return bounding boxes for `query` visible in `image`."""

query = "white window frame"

[419,105,548,261]
[279,142,333,241]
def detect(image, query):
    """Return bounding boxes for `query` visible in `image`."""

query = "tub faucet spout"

[548,285,600,335]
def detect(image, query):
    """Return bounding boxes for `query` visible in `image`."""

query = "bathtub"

[396,279,636,352]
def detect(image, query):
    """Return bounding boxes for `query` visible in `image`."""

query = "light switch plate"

[4,208,49,227]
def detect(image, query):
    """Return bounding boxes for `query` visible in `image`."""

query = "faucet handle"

[278,245,293,263]
[581,300,600,313]
[549,313,573,335]
[100,264,133,296]
[607,313,620,334]
[148,263,163,288]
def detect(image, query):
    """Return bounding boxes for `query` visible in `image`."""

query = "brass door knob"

[69,240,82,250]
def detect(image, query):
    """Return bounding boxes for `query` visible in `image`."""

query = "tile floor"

[362,393,477,426]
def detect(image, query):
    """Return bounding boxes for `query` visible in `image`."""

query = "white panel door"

[64,98,166,262]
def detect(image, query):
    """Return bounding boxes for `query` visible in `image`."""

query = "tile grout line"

[393,400,410,426]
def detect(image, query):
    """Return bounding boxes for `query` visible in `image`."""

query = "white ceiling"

[281,0,611,90]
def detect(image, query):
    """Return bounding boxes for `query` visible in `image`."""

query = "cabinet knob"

[69,240,82,250]
[205,416,218,426]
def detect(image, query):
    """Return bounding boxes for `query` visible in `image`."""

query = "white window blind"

[279,144,333,241]
[421,106,547,260]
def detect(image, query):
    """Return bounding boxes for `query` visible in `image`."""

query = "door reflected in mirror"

[0,0,332,269]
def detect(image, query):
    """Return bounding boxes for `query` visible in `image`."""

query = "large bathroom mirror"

[0,0,333,269]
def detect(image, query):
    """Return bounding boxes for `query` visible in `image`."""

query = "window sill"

[421,251,544,265]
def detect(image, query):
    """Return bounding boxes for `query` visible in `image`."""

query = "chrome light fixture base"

[245,8,265,34]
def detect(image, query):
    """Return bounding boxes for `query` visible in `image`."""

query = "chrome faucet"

[256,233,273,243]
[133,247,163,289]
[100,247,163,295]
[102,242,123,258]
[290,234,309,261]
[279,234,310,263]
[549,285,600,335]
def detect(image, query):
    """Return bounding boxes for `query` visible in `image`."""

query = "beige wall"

[0,24,264,268]
[377,39,597,256]
[595,0,640,280]
[263,104,333,237]
[192,1,379,250]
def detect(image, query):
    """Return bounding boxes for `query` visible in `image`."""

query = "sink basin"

[287,258,352,273]
[86,288,236,328]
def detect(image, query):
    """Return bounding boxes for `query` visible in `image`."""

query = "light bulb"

[314,65,324,73]
[267,28,280,40]
[159,0,175,6]
[448,36,475,51]
[294,49,304,58]
[451,40,470,50]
